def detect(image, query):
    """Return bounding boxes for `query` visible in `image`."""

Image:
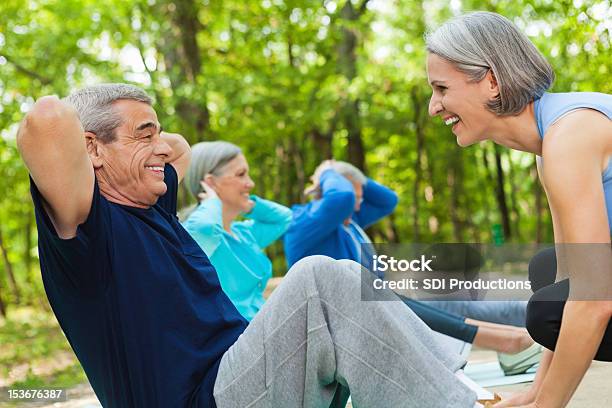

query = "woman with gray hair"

[182,141,292,321]
[426,11,612,407]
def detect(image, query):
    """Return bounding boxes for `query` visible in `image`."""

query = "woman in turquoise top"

[426,11,611,408]
[183,141,292,321]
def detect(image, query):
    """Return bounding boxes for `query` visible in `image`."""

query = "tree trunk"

[24,209,33,284]
[344,99,366,171]
[158,0,210,142]
[533,157,545,243]
[386,213,400,243]
[505,151,521,241]
[411,87,425,241]
[0,227,20,304]
[310,129,333,162]
[290,139,305,204]
[448,149,464,242]
[479,146,497,241]
[337,1,366,171]
[273,144,286,203]
[0,284,6,317]
[493,145,512,240]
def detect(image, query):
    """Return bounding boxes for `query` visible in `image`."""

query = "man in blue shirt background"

[284,159,399,271]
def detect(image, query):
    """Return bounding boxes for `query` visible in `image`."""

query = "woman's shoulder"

[537,92,612,139]
[538,92,612,120]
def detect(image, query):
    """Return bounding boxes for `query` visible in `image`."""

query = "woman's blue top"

[534,92,612,232]
[183,196,292,321]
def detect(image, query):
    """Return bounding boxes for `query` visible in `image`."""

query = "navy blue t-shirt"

[30,164,248,407]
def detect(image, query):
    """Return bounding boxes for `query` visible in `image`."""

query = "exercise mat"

[465,361,538,387]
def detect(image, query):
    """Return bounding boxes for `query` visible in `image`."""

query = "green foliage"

[0,308,86,390]
[0,0,608,311]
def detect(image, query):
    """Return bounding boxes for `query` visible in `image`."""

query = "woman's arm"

[243,196,293,248]
[525,110,612,408]
[493,161,560,408]
[536,157,564,244]
[182,197,225,257]
[495,349,554,408]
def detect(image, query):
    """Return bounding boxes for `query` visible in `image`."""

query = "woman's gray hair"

[332,161,367,185]
[425,11,554,116]
[63,83,152,143]
[185,141,242,201]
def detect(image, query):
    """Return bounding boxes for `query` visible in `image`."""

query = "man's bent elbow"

[18,96,81,150]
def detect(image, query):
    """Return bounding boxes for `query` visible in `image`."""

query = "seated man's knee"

[286,256,360,291]
[287,255,337,283]
[336,259,362,276]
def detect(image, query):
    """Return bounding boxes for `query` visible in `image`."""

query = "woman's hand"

[244,197,256,214]
[198,180,218,202]
[493,388,537,408]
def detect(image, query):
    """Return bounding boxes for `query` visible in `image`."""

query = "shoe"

[497,343,542,376]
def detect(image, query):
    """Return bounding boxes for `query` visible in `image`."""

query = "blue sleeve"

[352,178,398,228]
[239,196,292,248]
[156,164,178,216]
[30,177,110,295]
[286,169,356,251]
[182,198,225,257]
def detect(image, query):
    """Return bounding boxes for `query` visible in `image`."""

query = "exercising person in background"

[183,141,292,321]
[285,160,537,364]
[284,159,398,270]
[426,11,612,408]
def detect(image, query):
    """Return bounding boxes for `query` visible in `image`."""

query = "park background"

[0,0,610,400]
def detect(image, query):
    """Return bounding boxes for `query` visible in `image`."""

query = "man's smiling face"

[94,99,172,207]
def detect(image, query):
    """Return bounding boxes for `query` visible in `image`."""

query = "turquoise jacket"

[183,196,292,321]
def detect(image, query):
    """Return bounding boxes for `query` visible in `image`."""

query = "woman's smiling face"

[208,153,255,213]
[426,53,499,147]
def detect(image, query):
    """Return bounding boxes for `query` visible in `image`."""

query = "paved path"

[25,353,610,408]
[471,349,611,408]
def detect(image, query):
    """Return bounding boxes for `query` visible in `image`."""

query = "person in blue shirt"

[426,11,612,407]
[285,159,398,270]
[285,160,537,360]
[182,141,292,321]
[19,84,483,408]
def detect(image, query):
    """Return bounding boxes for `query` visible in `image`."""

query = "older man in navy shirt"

[18,84,477,408]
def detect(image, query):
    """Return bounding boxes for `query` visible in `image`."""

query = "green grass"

[9,362,87,388]
[0,307,87,391]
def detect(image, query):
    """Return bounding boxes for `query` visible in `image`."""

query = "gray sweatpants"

[213,256,477,408]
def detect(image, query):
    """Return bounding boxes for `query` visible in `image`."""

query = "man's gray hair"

[332,161,367,185]
[425,11,554,116]
[63,83,153,143]
[185,141,242,201]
